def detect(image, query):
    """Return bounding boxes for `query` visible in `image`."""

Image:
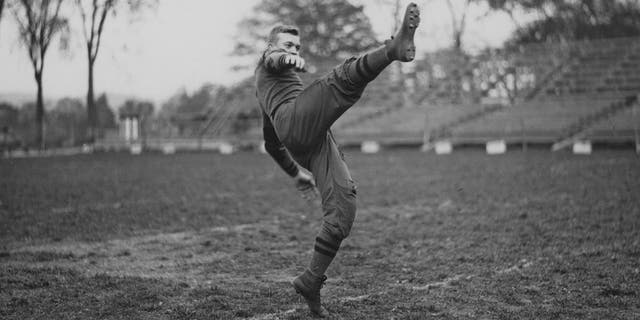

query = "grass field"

[1,150,639,319]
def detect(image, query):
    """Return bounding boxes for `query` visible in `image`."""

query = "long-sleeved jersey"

[255,49,303,117]
[255,49,303,177]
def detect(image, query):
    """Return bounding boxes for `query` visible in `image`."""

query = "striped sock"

[308,233,342,277]
[345,45,392,87]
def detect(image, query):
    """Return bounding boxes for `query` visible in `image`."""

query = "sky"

[0,0,521,107]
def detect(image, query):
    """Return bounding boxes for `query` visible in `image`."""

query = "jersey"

[255,49,303,177]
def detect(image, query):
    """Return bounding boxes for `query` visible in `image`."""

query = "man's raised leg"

[280,2,421,154]
[341,2,420,87]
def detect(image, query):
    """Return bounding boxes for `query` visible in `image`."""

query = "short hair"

[257,25,300,70]
[267,25,299,44]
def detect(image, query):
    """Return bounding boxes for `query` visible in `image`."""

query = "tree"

[156,84,229,136]
[0,0,6,26]
[419,0,476,103]
[95,93,116,131]
[0,102,18,127]
[0,102,20,151]
[74,0,155,143]
[16,101,37,148]
[12,0,68,149]
[443,0,473,50]
[180,84,221,115]
[0,102,19,134]
[234,0,379,66]
[49,97,86,146]
[488,0,640,45]
[119,99,154,119]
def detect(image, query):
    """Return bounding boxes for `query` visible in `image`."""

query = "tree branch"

[459,0,471,38]
[92,0,113,61]
[16,0,39,71]
[39,0,50,62]
[77,0,90,42]
[49,0,63,41]
[445,0,458,33]
[88,0,98,54]
[0,0,5,25]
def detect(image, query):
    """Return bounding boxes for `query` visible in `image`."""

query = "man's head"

[267,25,301,55]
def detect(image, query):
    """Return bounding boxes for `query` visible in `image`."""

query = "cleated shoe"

[385,2,420,62]
[292,269,330,318]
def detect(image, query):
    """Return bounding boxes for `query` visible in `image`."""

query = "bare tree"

[76,0,114,142]
[444,0,472,50]
[0,0,6,25]
[74,0,153,142]
[491,0,640,44]
[12,0,68,149]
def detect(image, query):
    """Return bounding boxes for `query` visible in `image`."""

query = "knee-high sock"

[345,45,392,87]
[308,229,342,277]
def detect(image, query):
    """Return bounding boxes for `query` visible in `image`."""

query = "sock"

[308,230,342,277]
[345,45,392,87]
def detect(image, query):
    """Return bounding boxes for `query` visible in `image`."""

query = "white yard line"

[412,274,472,291]
[341,291,387,302]
[340,257,541,300]
[6,221,270,253]
[496,258,536,274]
[248,307,298,320]
[411,258,539,291]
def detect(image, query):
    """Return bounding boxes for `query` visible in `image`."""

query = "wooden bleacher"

[451,95,626,142]
[333,105,427,144]
[448,37,640,145]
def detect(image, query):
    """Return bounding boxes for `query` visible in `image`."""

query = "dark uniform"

[255,49,360,242]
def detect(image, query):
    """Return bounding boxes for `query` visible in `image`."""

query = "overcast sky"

[0,0,519,105]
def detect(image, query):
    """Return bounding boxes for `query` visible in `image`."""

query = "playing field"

[1,150,639,319]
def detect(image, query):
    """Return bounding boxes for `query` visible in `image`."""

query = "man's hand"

[284,54,306,72]
[294,170,318,202]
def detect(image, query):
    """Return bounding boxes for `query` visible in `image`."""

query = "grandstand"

[450,94,637,145]
[333,105,426,146]
[588,100,639,142]
[334,36,640,150]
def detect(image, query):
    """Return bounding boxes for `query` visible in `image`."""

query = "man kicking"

[255,3,420,317]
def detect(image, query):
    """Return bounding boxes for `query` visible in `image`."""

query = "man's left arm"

[262,112,318,200]
[262,111,299,177]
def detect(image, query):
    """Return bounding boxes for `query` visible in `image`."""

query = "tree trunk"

[35,72,45,150]
[452,38,464,104]
[87,58,96,143]
[0,0,5,25]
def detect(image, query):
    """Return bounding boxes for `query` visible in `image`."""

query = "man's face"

[273,32,301,55]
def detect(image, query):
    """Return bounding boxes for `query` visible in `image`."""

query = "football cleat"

[385,2,420,62]
[292,270,329,318]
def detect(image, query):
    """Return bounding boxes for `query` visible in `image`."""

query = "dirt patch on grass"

[2,220,301,284]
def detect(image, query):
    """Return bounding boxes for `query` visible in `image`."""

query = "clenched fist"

[284,54,306,72]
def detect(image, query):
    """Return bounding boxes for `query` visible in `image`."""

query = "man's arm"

[262,111,299,177]
[262,111,318,201]
[263,49,306,73]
